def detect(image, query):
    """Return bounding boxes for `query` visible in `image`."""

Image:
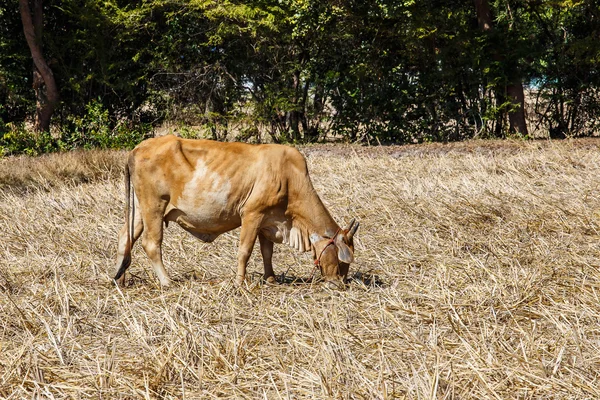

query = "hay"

[2,139,600,398]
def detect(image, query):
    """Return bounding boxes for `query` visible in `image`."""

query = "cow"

[113,135,359,288]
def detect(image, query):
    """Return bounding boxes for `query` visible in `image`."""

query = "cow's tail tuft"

[114,161,133,281]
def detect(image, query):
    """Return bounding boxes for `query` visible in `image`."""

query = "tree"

[474,0,528,136]
[19,0,58,132]
[0,3,32,128]
[3,0,600,153]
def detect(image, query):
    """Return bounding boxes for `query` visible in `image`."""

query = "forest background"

[1,0,599,155]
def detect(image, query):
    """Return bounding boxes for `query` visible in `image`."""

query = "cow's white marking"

[310,233,323,244]
[286,223,312,252]
[177,159,231,223]
[289,226,304,252]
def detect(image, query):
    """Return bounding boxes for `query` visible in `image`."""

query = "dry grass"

[2,139,600,399]
[0,150,126,193]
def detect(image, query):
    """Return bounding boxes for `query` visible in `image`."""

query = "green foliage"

[0,124,57,156]
[3,0,600,148]
[0,101,150,156]
[0,3,33,124]
[59,100,151,150]
[177,125,204,139]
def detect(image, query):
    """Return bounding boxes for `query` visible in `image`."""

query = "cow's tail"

[114,161,133,281]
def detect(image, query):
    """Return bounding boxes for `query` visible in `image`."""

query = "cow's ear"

[336,241,354,264]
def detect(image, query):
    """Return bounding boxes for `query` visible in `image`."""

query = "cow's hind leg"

[140,199,172,287]
[114,201,143,286]
[259,233,276,284]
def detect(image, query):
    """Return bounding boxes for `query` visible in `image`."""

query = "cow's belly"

[165,203,241,240]
[167,157,242,238]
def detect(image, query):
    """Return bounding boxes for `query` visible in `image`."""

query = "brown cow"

[113,135,359,287]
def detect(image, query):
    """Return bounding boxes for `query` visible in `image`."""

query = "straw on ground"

[1,139,600,399]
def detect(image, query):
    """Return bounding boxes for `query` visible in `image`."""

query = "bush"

[0,123,58,156]
[60,100,151,150]
[0,101,152,157]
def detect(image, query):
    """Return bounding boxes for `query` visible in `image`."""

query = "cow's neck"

[289,189,339,239]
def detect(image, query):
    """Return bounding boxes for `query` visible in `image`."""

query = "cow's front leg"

[259,233,276,284]
[236,216,262,286]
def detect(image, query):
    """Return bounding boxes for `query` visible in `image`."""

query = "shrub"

[0,123,59,156]
[0,101,152,157]
[60,100,151,150]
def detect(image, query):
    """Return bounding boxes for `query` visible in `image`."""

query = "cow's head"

[311,219,359,286]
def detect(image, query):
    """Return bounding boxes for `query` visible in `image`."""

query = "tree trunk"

[506,82,528,136]
[289,70,301,141]
[474,0,528,137]
[474,0,493,32]
[19,0,59,133]
[494,89,505,137]
[306,81,324,142]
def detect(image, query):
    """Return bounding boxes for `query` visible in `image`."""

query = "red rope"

[313,228,342,268]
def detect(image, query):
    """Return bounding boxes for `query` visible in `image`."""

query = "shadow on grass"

[346,271,386,288]
[249,270,386,288]
[112,269,386,289]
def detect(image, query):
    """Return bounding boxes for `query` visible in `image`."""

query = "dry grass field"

[2,138,600,399]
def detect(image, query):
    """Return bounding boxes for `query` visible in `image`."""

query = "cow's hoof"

[159,278,173,289]
[113,275,126,288]
[265,275,277,285]
[234,277,246,288]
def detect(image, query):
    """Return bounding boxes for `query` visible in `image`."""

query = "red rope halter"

[311,228,342,280]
